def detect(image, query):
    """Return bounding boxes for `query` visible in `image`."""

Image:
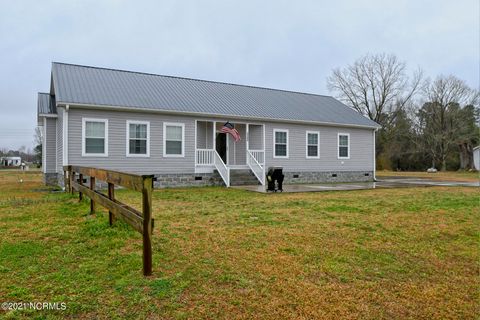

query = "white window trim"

[82,118,109,157]
[273,129,289,159]
[337,132,350,160]
[126,120,150,157]
[163,122,185,157]
[306,131,320,159]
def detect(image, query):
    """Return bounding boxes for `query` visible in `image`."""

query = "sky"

[0,0,478,150]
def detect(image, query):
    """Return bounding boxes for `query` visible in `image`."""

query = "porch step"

[229,169,261,186]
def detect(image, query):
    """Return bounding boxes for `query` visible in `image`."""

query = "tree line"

[0,127,42,165]
[327,53,479,171]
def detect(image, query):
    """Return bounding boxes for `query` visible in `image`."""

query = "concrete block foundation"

[45,170,374,189]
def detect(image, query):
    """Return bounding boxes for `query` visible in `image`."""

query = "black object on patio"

[266,167,284,192]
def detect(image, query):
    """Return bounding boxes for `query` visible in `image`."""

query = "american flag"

[221,122,241,142]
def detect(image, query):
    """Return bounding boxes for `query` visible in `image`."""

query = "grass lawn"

[376,170,479,182]
[0,171,478,319]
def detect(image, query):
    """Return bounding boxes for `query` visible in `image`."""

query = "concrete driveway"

[233,176,480,193]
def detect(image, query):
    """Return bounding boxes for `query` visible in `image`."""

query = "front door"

[216,133,227,163]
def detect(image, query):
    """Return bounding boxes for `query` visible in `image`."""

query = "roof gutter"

[38,113,58,118]
[37,113,58,126]
[56,102,382,130]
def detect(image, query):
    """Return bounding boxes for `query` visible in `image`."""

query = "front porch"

[195,121,265,186]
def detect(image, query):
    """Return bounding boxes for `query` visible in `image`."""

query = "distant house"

[37,62,380,187]
[1,156,21,167]
[474,146,480,170]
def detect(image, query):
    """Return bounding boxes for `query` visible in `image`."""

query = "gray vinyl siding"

[45,118,57,173]
[68,109,197,174]
[66,107,374,174]
[196,121,213,149]
[229,124,246,165]
[264,123,374,172]
[56,108,63,172]
[196,121,207,149]
[205,122,214,149]
[248,125,263,150]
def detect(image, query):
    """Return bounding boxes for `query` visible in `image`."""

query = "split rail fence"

[63,165,154,276]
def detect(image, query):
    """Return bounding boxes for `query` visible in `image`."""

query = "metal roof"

[49,62,380,128]
[37,92,57,125]
[38,92,56,114]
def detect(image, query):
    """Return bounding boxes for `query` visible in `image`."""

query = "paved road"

[234,176,479,193]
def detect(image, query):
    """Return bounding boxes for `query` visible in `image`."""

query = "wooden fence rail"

[63,165,154,276]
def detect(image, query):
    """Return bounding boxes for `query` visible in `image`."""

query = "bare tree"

[420,75,479,171]
[33,126,43,165]
[424,75,478,109]
[327,53,423,126]
[33,126,43,147]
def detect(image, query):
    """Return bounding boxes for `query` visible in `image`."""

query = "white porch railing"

[214,150,230,187]
[196,149,214,165]
[247,150,265,185]
[249,149,264,165]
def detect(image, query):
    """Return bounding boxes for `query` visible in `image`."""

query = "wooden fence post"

[79,174,83,201]
[90,177,96,214]
[69,170,74,194]
[108,182,115,225]
[65,166,155,276]
[142,176,153,276]
[64,169,68,192]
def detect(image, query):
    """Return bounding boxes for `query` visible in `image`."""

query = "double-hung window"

[338,133,350,159]
[127,120,150,157]
[273,129,288,158]
[82,118,108,156]
[306,131,320,158]
[163,122,185,157]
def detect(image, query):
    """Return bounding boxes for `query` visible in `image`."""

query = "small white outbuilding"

[1,156,21,167]
[474,146,480,170]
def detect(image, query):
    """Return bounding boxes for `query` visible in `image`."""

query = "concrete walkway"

[232,176,480,193]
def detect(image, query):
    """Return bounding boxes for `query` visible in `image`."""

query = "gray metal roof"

[50,62,380,128]
[37,92,57,126]
[37,92,56,124]
[38,92,56,114]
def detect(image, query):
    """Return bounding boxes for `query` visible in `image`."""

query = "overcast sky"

[0,0,478,150]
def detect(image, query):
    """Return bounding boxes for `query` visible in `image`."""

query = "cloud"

[0,0,477,149]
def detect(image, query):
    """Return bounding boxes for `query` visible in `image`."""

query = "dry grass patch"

[377,170,479,182]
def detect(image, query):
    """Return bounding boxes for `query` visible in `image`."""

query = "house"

[37,62,380,188]
[1,156,21,167]
[474,146,480,170]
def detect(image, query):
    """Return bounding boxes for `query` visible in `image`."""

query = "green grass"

[0,171,478,319]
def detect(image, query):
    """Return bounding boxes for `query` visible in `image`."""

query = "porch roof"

[38,92,56,115]
[50,62,380,129]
